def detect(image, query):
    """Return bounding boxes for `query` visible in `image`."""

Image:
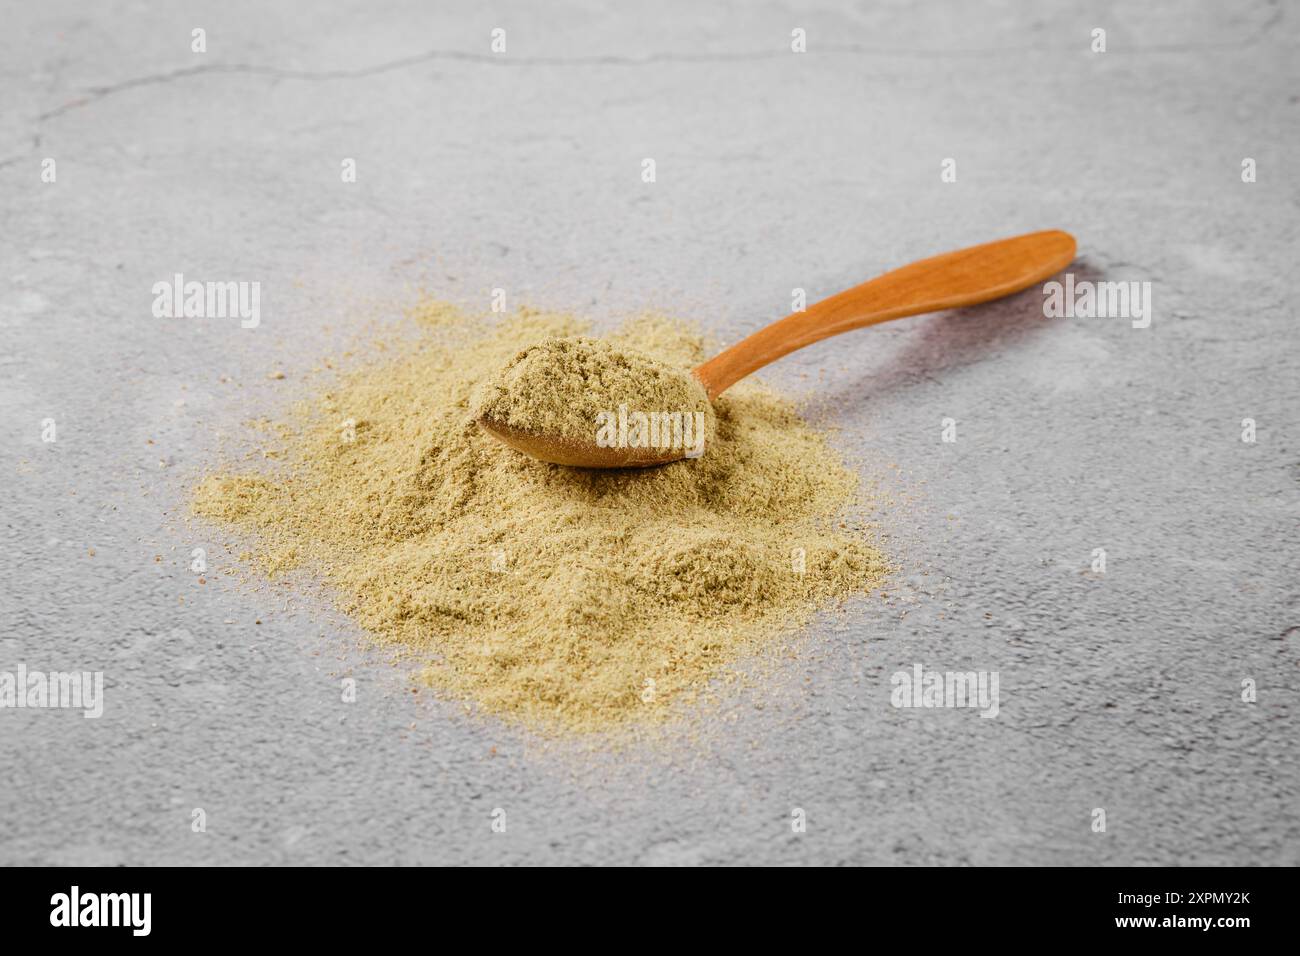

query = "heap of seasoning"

[193,302,889,735]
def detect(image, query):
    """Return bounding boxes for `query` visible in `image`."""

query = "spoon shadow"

[810,258,1103,411]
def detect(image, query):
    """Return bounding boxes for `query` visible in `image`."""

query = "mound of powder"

[192,303,888,734]
[471,336,714,445]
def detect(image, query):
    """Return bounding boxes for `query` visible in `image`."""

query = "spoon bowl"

[477,414,690,468]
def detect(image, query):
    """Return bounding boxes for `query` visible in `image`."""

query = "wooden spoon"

[479,229,1076,468]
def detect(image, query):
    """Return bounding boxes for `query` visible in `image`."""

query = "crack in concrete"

[34,46,981,124]
[0,132,43,170]
[1,6,1282,167]
[32,7,1287,125]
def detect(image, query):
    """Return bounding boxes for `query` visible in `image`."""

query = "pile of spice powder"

[471,336,715,445]
[192,302,889,734]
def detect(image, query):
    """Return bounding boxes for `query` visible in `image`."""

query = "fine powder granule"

[192,301,889,735]
[471,336,714,445]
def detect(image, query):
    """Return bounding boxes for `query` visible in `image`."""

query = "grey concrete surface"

[1,0,1297,866]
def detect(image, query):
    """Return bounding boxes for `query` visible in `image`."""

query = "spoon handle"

[692,229,1076,398]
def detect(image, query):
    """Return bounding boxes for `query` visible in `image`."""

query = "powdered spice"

[192,302,888,734]
[471,336,714,446]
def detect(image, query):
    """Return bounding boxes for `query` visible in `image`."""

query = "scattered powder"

[192,302,889,735]
[470,336,713,445]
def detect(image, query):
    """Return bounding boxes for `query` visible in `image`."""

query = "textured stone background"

[1,0,1296,865]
